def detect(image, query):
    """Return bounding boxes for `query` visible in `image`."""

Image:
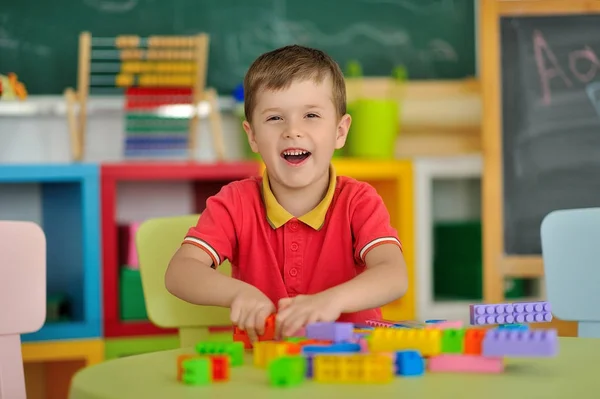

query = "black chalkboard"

[501,15,600,255]
[0,0,475,95]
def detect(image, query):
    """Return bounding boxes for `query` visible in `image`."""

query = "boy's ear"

[242,120,259,153]
[335,113,352,149]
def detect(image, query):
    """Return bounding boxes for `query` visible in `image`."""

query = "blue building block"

[497,323,529,331]
[0,164,101,341]
[302,342,361,354]
[395,350,425,376]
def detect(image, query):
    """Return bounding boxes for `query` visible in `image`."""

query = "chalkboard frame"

[480,0,600,304]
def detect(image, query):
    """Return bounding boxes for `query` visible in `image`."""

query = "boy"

[165,45,408,342]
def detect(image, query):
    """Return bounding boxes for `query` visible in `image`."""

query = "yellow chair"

[136,214,232,347]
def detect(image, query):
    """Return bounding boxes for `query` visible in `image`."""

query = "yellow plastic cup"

[345,99,399,159]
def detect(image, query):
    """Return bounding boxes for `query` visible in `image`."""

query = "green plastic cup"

[345,98,399,159]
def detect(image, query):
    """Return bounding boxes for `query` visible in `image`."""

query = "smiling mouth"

[281,149,312,165]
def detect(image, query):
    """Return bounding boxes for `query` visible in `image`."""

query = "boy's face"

[243,76,351,190]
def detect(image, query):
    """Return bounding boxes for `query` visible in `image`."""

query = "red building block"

[233,314,277,348]
[209,355,230,382]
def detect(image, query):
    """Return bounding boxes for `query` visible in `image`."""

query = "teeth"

[283,150,308,156]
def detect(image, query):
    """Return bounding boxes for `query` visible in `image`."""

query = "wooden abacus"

[65,31,226,161]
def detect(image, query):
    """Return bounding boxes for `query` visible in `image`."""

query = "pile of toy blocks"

[176,300,558,387]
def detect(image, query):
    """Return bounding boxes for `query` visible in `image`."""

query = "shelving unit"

[0,164,101,341]
[415,155,487,321]
[22,339,104,399]
[270,158,416,320]
[101,161,261,338]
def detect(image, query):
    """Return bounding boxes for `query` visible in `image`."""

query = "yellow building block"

[313,354,394,383]
[258,159,416,320]
[253,342,290,368]
[368,328,441,356]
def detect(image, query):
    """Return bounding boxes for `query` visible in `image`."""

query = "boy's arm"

[324,243,407,313]
[164,182,258,308]
[165,244,254,308]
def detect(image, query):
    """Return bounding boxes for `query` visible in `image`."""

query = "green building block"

[284,337,307,343]
[119,267,148,321]
[195,341,244,367]
[182,358,212,386]
[268,356,306,387]
[441,328,466,354]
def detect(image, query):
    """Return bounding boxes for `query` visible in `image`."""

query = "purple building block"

[305,322,353,342]
[482,328,558,357]
[512,301,553,323]
[470,301,552,326]
[470,303,516,325]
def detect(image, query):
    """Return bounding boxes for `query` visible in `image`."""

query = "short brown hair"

[243,45,346,123]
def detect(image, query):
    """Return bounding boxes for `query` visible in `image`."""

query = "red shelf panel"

[102,161,260,338]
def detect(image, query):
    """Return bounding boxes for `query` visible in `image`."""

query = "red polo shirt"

[183,166,402,324]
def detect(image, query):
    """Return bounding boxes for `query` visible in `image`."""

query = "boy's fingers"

[254,308,270,336]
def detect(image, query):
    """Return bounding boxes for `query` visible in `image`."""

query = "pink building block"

[126,222,141,268]
[426,321,463,330]
[366,319,396,328]
[428,354,504,373]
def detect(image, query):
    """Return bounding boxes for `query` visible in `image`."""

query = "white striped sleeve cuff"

[183,236,221,266]
[359,237,402,261]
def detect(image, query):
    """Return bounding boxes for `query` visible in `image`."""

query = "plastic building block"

[366,319,396,328]
[368,328,441,356]
[470,301,552,326]
[482,329,558,357]
[470,303,516,325]
[428,354,504,373]
[313,354,394,383]
[497,323,529,331]
[426,320,463,329]
[302,342,361,354]
[464,328,486,355]
[513,302,553,323]
[181,357,212,385]
[268,356,306,387]
[195,341,244,366]
[425,319,446,323]
[253,342,300,368]
[209,355,230,382]
[177,354,199,381]
[232,313,276,348]
[440,328,465,353]
[395,350,424,376]
[306,322,353,342]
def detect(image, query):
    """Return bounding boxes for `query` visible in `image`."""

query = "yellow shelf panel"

[22,339,104,365]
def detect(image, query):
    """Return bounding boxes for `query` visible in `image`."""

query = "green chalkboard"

[0,0,476,95]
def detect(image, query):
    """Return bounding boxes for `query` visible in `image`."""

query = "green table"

[69,338,600,399]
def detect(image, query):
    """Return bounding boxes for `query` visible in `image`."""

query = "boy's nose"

[284,127,303,138]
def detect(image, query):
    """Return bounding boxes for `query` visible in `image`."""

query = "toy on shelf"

[177,311,559,387]
[0,72,27,101]
[64,32,225,162]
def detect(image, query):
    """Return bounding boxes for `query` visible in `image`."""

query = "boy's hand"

[275,292,342,338]
[230,286,276,343]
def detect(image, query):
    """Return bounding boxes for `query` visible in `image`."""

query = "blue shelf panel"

[0,163,98,182]
[0,163,102,341]
[21,320,102,342]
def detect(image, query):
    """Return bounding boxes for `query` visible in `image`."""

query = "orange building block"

[177,354,200,381]
[233,314,277,349]
[464,328,486,355]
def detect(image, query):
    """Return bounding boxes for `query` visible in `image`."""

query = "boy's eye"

[306,113,319,118]
[266,116,282,121]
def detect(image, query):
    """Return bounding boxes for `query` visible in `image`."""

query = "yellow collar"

[262,166,337,230]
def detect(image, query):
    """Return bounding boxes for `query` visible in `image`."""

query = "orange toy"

[233,314,276,349]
